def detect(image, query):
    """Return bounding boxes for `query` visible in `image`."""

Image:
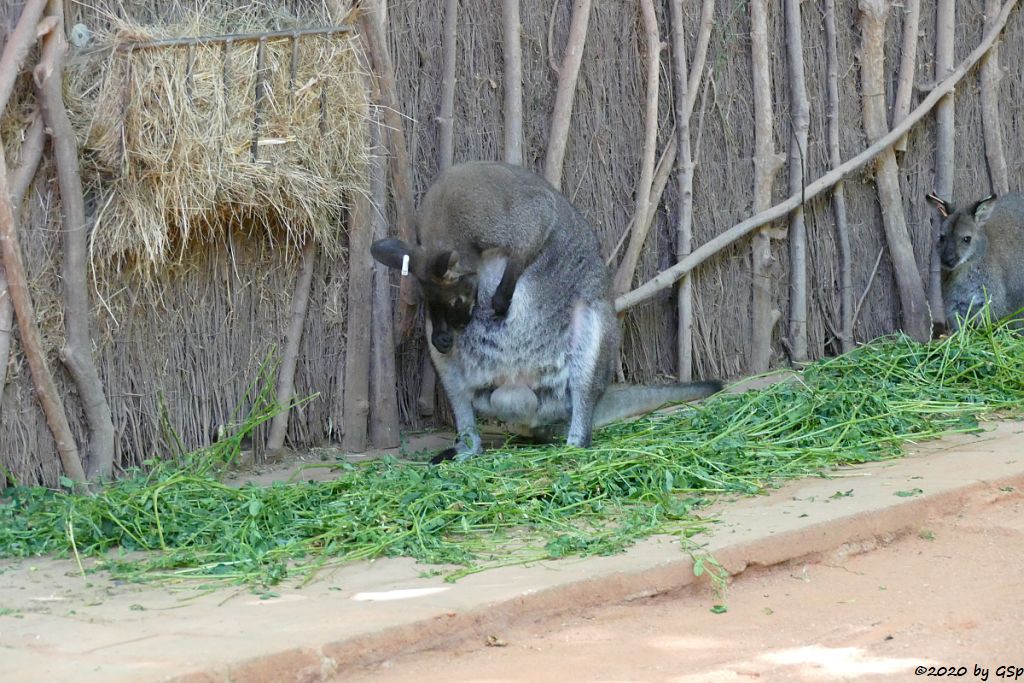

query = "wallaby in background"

[371,161,722,461]
[928,192,1024,330]
[372,162,556,353]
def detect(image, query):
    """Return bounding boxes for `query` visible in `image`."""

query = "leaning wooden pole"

[892,0,920,153]
[0,113,45,398]
[748,0,785,374]
[543,0,592,190]
[265,240,317,456]
[36,0,115,480]
[861,0,931,341]
[612,0,662,297]
[0,144,86,486]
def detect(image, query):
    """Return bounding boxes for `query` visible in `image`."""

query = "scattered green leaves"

[1,319,1023,586]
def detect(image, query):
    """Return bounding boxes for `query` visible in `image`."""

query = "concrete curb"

[162,427,1024,683]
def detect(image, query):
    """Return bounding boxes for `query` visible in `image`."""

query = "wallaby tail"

[593,381,723,428]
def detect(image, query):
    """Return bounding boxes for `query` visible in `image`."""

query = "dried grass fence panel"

[2,0,1024,486]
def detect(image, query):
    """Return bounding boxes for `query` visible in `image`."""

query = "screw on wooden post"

[251,36,267,162]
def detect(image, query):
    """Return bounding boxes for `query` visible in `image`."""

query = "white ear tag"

[401,254,410,277]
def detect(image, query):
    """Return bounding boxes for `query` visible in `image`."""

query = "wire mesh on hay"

[66,10,371,275]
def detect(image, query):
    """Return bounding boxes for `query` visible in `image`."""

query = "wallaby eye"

[962,235,972,244]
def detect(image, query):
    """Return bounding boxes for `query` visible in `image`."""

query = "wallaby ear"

[370,238,417,271]
[427,251,461,284]
[926,192,952,218]
[971,195,998,224]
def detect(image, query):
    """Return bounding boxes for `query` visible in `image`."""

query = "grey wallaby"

[371,161,722,461]
[928,192,1024,330]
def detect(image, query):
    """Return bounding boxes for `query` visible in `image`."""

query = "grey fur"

[372,161,722,459]
[933,193,1024,330]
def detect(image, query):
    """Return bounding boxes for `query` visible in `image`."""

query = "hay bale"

[67,8,369,272]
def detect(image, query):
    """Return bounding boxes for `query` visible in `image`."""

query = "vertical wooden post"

[823,0,855,353]
[748,0,785,374]
[784,0,810,362]
[369,112,400,448]
[502,0,524,165]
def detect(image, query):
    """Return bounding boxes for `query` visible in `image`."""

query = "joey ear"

[971,195,998,224]
[926,192,952,218]
[428,251,461,284]
[371,238,418,271]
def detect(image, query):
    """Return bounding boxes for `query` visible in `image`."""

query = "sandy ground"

[340,485,1024,683]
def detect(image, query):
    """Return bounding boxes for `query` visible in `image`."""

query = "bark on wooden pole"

[355,0,418,341]
[417,0,461,419]
[615,0,1019,312]
[341,172,373,452]
[669,0,714,381]
[748,0,785,374]
[612,0,662,297]
[502,0,524,166]
[784,0,810,363]
[0,0,47,117]
[265,240,317,456]
[892,0,920,153]
[369,113,400,449]
[980,0,1010,196]
[861,0,931,341]
[929,0,955,331]
[823,0,855,353]
[0,143,86,486]
[0,113,45,398]
[543,0,592,190]
[36,0,116,480]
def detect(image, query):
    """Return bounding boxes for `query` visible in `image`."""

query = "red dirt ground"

[339,485,1024,683]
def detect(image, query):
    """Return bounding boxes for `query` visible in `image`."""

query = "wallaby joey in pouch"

[371,161,722,462]
[928,192,1024,330]
[371,162,556,354]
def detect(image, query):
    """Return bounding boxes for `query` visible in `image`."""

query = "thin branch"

[0,0,47,117]
[612,0,662,296]
[265,241,318,455]
[892,0,920,152]
[543,0,593,190]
